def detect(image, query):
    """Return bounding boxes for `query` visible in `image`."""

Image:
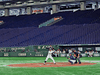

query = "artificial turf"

[0,57,100,75]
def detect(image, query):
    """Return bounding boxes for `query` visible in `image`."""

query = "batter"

[44,49,56,65]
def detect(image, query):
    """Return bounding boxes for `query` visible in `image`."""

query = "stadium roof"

[0,0,100,9]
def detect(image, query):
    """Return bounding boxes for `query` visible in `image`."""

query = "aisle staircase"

[39,16,63,28]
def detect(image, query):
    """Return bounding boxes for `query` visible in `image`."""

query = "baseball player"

[73,50,81,64]
[46,45,53,50]
[69,48,72,53]
[52,48,56,57]
[44,49,56,65]
[66,53,76,64]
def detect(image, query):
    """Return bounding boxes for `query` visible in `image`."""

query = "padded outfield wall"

[0,45,59,57]
[0,44,100,57]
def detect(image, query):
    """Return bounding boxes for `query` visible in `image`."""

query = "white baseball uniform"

[89,52,93,56]
[70,60,76,64]
[45,50,56,63]
[69,49,72,54]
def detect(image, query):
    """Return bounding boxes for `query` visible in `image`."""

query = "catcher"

[66,53,76,65]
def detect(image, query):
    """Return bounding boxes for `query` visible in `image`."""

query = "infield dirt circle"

[7,62,96,67]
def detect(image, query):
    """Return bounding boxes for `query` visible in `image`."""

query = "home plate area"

[7,62,96,67]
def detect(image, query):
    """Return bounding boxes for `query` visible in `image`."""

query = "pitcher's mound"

[7,62,96,67]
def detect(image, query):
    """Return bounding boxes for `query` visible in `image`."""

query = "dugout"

[58,44,100,53]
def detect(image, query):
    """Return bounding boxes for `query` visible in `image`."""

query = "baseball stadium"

[0,0,100,75]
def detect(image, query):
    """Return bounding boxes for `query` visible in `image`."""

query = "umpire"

[52,48,56,57]
[73,50,81,64]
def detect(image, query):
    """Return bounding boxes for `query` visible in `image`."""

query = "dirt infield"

[7,62,96,67]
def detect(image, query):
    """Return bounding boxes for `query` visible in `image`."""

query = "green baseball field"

[0,57,100,75]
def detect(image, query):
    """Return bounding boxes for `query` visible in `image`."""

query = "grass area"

[0,57,100,75]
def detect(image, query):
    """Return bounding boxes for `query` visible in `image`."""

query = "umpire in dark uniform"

[52,48,56,57]
[73,50,81,64]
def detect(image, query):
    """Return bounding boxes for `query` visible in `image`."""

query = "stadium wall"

[0,44,100,57]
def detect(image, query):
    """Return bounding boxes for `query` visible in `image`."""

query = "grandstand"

[0,8,100,47]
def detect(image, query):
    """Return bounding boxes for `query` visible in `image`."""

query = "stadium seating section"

[0,9,100,47]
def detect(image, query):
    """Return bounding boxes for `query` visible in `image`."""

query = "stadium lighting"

[27,0,34,3]
[16,1,22,4]
[5,2,11,5]
[0,0,11,2]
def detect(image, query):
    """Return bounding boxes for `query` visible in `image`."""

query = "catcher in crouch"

[67,53,76,65]
[44,49,56,65]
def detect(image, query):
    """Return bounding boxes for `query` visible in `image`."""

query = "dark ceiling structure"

[0,0,99,9]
